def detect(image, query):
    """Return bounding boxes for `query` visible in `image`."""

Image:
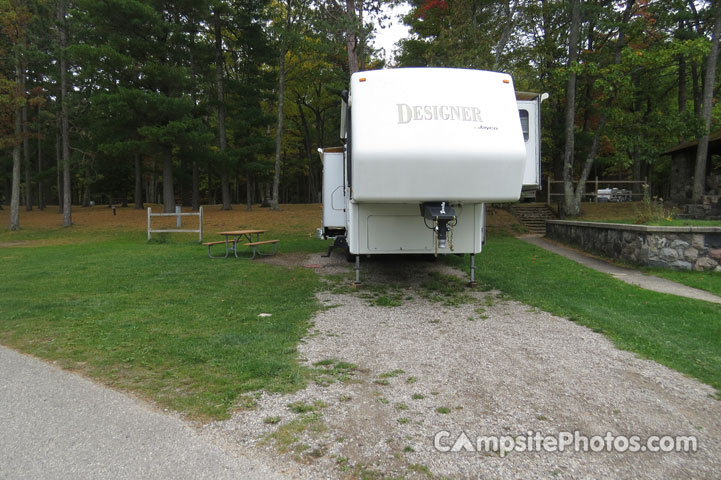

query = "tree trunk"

[692,2,721,203]
[215,11,232,211]
[37,103,45,210]
[192,160,200,212]
[262,183,271,207]
[632,141,642,194]
[493,0,516,70]
[179,156,186,206]
[148,160,158,205]
[22,67,31,212]
[134,154,144,209]
[162,147,175,213]
[188,19,201,214]
[691,61,701,116]
[209,169,217,205]
[219,176,230,211]
[573,114,608,205]
[678,20,687,114]
[9,62,22,230]
[687,1,704,116]
[271,43,286,211]
[678,55,687,113]
[296,98,316,203]
[345,0,360,74]
[9,139,21,229]
[246,174,252,211]
[56,115,62,212]
[58,0,72,227]
[564,0,635,216]
[562,0,581,217]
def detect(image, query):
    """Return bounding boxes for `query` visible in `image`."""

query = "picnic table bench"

[203,229,279,259]
[244,239,280,258]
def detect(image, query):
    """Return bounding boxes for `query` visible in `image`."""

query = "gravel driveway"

[203,253,721,479]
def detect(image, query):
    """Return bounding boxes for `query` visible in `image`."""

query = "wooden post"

[147,207,151,241]
[595,176,599,203]
[175,205,182,228]
[547,176,551,206]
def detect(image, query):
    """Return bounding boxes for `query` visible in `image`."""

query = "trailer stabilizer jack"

[322,235,348,258]
[469,253,477,287]
[353,255,362,287]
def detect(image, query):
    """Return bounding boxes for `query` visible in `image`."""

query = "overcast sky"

[371,2,412,63]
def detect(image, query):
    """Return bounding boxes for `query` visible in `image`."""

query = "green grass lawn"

[0,234,325,419]
[1,221,720,422]
[642,269,721,298]
[588,218,720,227]
[447,236,721,394]
[645,219,721,226]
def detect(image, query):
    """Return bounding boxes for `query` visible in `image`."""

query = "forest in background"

[1,0,720,228]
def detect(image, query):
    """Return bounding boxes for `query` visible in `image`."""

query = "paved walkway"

[520,235,721,305]
[0,346,287,480]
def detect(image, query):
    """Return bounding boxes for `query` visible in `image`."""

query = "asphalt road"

[0,346,285,480]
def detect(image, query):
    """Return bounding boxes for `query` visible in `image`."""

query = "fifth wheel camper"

[318,68,545,284]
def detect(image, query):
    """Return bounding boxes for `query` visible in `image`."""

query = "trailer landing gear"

[468,253,477,287]
[353,255,362,287]
[322,236,348,258]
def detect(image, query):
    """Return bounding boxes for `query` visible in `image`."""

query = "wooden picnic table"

[218,229,267,243]
[217,230,267,258]
[204,229,278,258]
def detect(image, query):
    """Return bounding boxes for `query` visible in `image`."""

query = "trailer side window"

[519,109,529,142]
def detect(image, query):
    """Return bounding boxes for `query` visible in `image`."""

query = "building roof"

[662,129,721,155]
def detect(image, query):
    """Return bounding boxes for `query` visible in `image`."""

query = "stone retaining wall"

[545,220,721,272]
[682,194,721,220]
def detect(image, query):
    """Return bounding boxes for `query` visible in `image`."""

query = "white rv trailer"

[319,68,545,284]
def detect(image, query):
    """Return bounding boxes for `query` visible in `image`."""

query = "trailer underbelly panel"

[348,202,484,255]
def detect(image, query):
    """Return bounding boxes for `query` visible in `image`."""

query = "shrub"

[634,184,676,224]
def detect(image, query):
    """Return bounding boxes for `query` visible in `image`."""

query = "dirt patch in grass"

[0,241,31,247]
[254,252,315,269]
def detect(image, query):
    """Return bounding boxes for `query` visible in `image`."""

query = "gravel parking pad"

[203,254,721,479]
